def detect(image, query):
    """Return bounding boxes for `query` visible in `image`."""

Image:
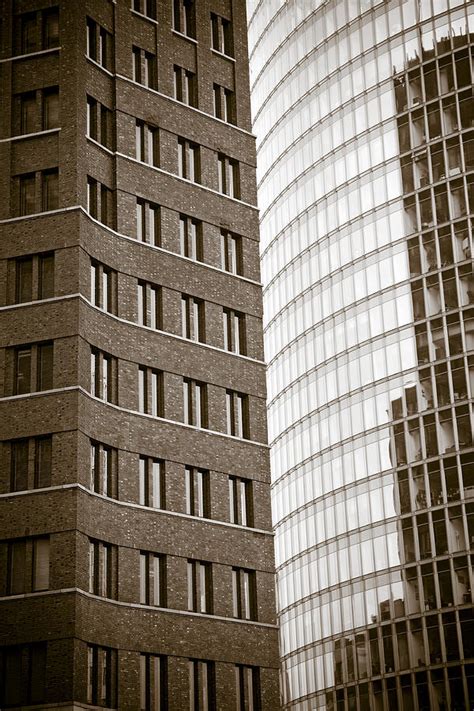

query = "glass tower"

[248,1,473,708]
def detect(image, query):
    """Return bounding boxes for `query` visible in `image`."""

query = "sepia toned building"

[0,0,279,708]
[249,0,473,708]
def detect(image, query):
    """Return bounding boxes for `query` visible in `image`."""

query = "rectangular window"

[89,539,116,599]
[183,379,207,428]
[181,295,204,342]
[132,45,141,83]
[213,84,235,124]
[10,436,52,492]
[138,282,161,329]
[178,138,200,182]
[173,0,195,37]
[42,168,59,211]
[139,456,163,508]
[90,260,116,314]
[235,666,261,711]
[42,7,59,49]
[132,0,157,19]
[86,18,112,70]
[14,252,54,303]
[38,253,54,299]
[90,441,117,498]
[228,476,253,527]
[136,199,160,245]
[87,176,114,227]
[15,257,33,302]
[188,660,215,711]
[87,645,117,708]
[226,390,249,438]
[138,367,163,416]
[187,560,212,613]
[0,643,47,707]
[232,568,257,620]
[222,308,246,355]
[37,342,53,391]
[42,87,59,130]
[11,439,29,491]
[35,436,52,488]
[20,12,37,54]
[145,51,157,89]
[19,173,36,215]
[217,154,239,198]
[185,466,209,517]
[86,17,97,61]
[179,215,202,261]
[7,536,50,594]
[210,13,233,56]
[90,349,116,403]
[140,551,165,606]
[20,91,36,134]
[140,654,167,711]
[14,346,32,394]
[136,120,158,165]
[174,65,197,107]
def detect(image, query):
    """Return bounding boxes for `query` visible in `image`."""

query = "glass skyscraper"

[248,1,473,708]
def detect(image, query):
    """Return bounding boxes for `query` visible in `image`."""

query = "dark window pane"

[3,647,23,705]
[36,437,52,487]
[21,13,36,54]
[15,348,32,394]
[29,644,47,703]
[9,541,26,594]
[20,175,35,215]
[42,8,59,49]
[16,258,33,302]
[42,169,58,211]
[20,92,36,134]
[43,89,59,130]
[12,439,29,491]
[39,253,54,299]
[37,343,53,391]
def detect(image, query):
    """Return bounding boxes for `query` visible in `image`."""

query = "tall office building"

[0,1,279,708]
[249,0,473,708]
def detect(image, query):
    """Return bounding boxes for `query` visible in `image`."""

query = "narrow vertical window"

[15,347,32,394]
[38,253,54,299]
[16,257,33,303]
[20,174,36,215]
[11,439,29,491]
[42,87,59,130]
[32,537,50,591]
[42,169,59,211]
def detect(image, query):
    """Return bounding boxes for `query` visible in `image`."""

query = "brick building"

[0,1,279,708]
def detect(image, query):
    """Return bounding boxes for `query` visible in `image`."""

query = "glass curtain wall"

[248,1,474,708]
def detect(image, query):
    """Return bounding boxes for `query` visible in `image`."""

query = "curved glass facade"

[248,1,474,708]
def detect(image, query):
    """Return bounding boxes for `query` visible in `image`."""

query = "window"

[226,390,248,438]
[185,466,209,517]
[87,177,114,227]
[139,456,163,508]
[42,8,59,49]
[173,0,195,37]
[14,256,33,302]
[42,169,59,211]
[90,260,116,314]
[138,367,163,417]
[132,46,157,89]
[87,645,117,708]
[89,539,117,599]
[140,654,167,711]
[90,441,117,498]
[217,154,239,198]
[228,476,253,527]
[19,173,35,215]
[86,17,112,70]
[10,436,51,492]
[183,379,207,427]
[6,536,50,594]
[179,215,202,260]
[178,138,200,182]
[0,643,47,707]
[235,666,261,711]
[187,560,212,613]
[136,120,158,165]
[132,0,157,20]
[90,348,116,403]
[20,91,36,133]
[174,65,197,107]
[210,13,232,56]
[138,282,161,329]
[140,551,165,605]
[181,295,204,342]
[12,254,53,303]
[42,87,59,130]
[213,84,235,124]
[188,660,215,711]
[20,13,37,54]
[232,568,257,620]
[137,199,160,245]
[223,309,246,354]
[38,253,54,299]
[13,342,53,395]
[87,95,113,149]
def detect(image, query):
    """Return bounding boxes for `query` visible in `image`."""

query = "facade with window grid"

[249,0,474,709]
[0,1,278,709]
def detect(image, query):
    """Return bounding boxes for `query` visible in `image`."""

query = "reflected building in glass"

[248,1,473,708]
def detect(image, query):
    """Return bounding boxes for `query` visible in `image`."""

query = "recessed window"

[86,17,113,70]
[90,441,117,498]
[179,214,202,260]
[187,560,212,613]
[19,173,36,215]
[42,169,59,211]
[226,390,249,438]
[90,260,116,314]
[140,551,165,605]
[173,0,195,38]
[89,539,117,599]
[210,13,233,56]
[189,659,215,711]
[132,0,156,20]
[174,65,197,107]
[13,342,53,395]
[235,665,261,711]
[87,176,114,227]
[232,567,257,620]
[178,138,200,182]
[213,84,235,124]
[136,120,158,165]
[132,46,157,89]
[90,348,116,403]
[138,281,161,329]
[0,643,47,706]
[138,367,163,416]
[185,466,210,517]
[42,87,59,130]
[139,456,163,508]
[6,536,50,594]
[87,95,113,149]
[183,379,207,427]
[42,7,59,49]
[19,91,36,134]
[136,199,160,245]
[87,645,117,708]
[140,654,167,711]
[229,476,253,527]
[223,308,246,354]
[218,154,240,198]
[181,294,204,342]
